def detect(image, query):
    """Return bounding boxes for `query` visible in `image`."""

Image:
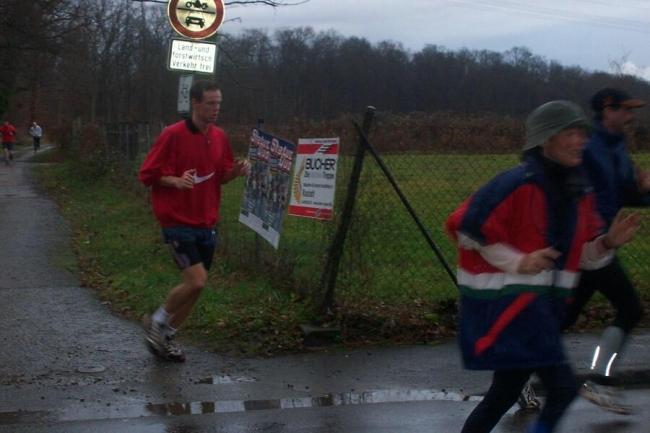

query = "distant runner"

[0,120,17,164]
[29,121,43,153]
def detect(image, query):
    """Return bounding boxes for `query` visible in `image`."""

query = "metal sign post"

[166,1,224,118]
[177,74,194,115]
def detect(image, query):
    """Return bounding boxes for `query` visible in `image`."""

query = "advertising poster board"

[288,137,340,220]
[239,128,295,248]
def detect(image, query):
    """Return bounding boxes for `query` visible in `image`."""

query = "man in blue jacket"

[563,87,649,414]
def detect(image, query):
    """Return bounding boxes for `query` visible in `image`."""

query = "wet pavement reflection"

[3,157,650,433]
[195,374,257,385]
[145,387,480,417]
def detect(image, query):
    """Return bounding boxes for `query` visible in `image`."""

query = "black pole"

[254,118,264,262]
[351,120,458,287]
[320,106,376,313]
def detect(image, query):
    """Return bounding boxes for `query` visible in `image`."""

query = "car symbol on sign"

[186,0,208,9]
[185,16,205,28]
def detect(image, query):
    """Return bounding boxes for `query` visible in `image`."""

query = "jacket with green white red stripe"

[446,153,612,370]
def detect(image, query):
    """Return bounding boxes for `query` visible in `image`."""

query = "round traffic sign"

[167,0,225,40]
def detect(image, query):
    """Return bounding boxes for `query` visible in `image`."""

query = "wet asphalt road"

[1,151,650,433]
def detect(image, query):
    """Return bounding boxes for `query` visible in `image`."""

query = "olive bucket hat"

[524,100,590,151]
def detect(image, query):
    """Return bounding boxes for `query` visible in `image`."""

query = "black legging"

[563,257,644,332]
[460,363,578,433]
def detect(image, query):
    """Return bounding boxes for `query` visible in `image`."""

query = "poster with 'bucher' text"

[288,137,340,220]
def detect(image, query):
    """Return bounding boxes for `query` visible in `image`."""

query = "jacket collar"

[592,118,624,146]
[524,151,568,181]
[524,150,590,197]
[185,118,201,135]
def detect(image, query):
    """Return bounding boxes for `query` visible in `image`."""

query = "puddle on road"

[0,410,53,425]
[145,388,480,417]
[0,389,481,425]
[77,365,106,374]
[196,374,257,385]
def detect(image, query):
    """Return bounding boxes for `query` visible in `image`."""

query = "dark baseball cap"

[591,87,646,112]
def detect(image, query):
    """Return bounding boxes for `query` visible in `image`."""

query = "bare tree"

[0,0,81,117]
[5,0,650,133]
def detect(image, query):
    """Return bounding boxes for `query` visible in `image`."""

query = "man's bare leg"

[145,263,207,361]
[163,263,208,325]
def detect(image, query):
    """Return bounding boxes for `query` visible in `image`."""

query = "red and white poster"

[288,138,340,220]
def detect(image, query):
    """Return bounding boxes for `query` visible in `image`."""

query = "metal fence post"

[125,123,131,161]
[351,121,458,287]
[319,106,376,314]
[254,118,264,264]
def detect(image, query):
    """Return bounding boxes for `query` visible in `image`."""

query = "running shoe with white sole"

[579,380,632,415]
[517,382,541,411]
[142,315,186,362]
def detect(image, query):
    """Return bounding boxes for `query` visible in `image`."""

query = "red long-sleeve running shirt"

[139,119,234,228]
[0,124,16,143]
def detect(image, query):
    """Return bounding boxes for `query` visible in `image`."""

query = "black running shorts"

[162,227,217,270]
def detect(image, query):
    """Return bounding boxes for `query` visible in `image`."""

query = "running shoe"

[579,380,632,415]
[142,315,186,362]
[517,382,541,411]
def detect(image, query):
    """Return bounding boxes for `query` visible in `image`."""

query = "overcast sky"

[220,0,650,80]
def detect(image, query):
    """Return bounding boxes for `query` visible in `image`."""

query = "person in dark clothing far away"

[29,121,43,153]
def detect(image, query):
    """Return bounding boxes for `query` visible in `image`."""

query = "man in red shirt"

[139,80,250,362]
[0,121,17,164]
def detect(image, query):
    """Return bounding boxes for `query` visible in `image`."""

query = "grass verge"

[31,149,650,356]
[32,150,313,355]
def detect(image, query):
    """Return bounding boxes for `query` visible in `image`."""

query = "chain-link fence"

[219,111,650,309]
[104,122,154,163]
[62,111,650,311]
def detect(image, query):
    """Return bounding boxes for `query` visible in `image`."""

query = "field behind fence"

[59,112,650,308]
[217,151,650,306]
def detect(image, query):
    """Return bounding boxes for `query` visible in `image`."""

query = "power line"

[572,0,650,12]
[450,0,650,34]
